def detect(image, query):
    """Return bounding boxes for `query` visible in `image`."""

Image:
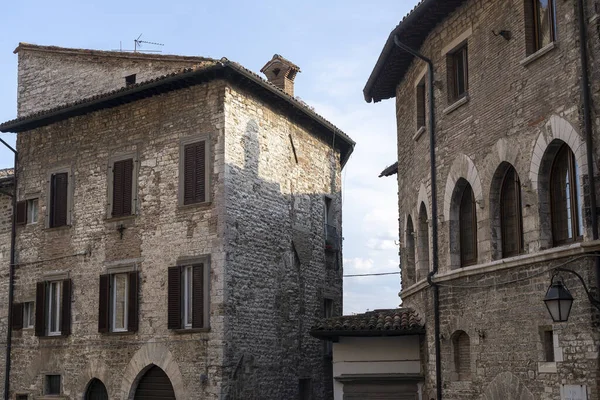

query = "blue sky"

[0,0,419,314]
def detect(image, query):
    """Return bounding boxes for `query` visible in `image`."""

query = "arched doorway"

[85,378,108,400]
[134,365,176,400]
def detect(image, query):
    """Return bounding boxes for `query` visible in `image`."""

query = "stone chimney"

[260,54,301,97]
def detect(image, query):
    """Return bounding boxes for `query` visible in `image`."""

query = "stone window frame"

[106,151,139,220]
[178,133,212,208]
[414,66,427,139]
[537,326,561,373]
[450,330,472,382]
[174,254,211,331]
[442,27,472,114]
[45,166,74,229]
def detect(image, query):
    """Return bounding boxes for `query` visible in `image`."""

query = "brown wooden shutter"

[12,302,23,330]
[446,53,456,103]
[195,142,206,203]
[416,84,426,129]
[192,264,205,329]
[50,173,68,227]
[112,159,134,217]
[168,266,182,329]
[61,279,72,336]
[128,271,139,332]
[183,142,206,205]
[35,282,46,337]
[15,201,27,225]
[98,274,110,333]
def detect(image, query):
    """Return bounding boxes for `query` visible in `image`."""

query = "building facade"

[0,168,14,400]
[0,45,354,400]
[366,1,600,399]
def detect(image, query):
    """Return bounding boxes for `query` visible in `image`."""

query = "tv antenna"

[113,34,164,53]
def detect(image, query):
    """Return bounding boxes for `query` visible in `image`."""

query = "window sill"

[520,42,556,67]
[105,215,137,223]
[400,240,600,299]
[44,225,71,232]
[102,330,136,336]
[173,327,211,334]
[412,126,426,141]
[443,95,469,115]
[538,361,557,374]
[177,201,212,212]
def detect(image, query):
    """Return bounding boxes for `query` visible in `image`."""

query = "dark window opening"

[49,172,68,228]
[459,184,477,266]
[544,330,555,362]
[525,0,556,55]
[16,395,28,400]
[550,144,582,245]
[500,166,524,257]
[416,80,426,129]
[299,378,311,400]
[45,375,61,395]
[125,74,136,86]
[453,331,471,381]
[447,44,469,103]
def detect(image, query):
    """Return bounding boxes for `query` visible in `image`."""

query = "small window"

[125,74,136,86]
[550,144,583,245]
[168,262,209,330]
[49,171,69,228]
[111,158,135,217]
[35,279,72,338]
[323,298,334,356]
[27,198,38,224]
[299,378,311,400]
[16,395,28,400]
[459,184,477,266]
[23,301,34,329]
[45,375,61,395]
[416,80,426,130]
[47,281,62,336]
[405,215,416,284]
[182,140,208,205]
[452,331,471,381]
[500,166,524,257]
[111,273,129,332]
[447,44,469,103]
[544,330,555,362]
[525,0,556,55]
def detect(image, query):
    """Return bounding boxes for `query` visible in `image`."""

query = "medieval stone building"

[366,0,600,399]
[0,44,354,400]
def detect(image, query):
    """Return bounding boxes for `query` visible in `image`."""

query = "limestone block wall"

[221,83,343,400]
[11,81,227,400]
[392,0,600,399]
[0,179,13,400]
[16,45,212,117]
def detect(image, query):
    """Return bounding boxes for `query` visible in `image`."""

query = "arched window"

[500,166,524,257]
[85,378,108,400]
[405,216,416,285]
[452,331,471,381]
[417,203,430,280]
[551,144,583,245]
[459,184,477,266]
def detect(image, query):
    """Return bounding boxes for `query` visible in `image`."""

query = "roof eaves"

[310,328,424,339]
[379,161,399,177]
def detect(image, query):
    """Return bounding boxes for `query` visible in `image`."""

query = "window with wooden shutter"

[16,201,27,225]
[192,265,205,329]
[98,274,110,333]
[128,271,139,332]
[168,266,182,329]
[459,184,477,266]
[12,302,23,330]
[50,172,68,228]
[183,141,207,205]
[112,158,134,217]
[61,279,72,336]
[35,282,46,337]
[500,166,524,257]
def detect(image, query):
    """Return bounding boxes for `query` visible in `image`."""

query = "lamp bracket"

[552,267,600,311]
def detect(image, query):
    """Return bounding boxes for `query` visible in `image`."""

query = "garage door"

[134,366,176,400]
[343,381,419,400]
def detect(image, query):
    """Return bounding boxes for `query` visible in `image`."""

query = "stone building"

[365,0,600,399]
[0,168,14,400]
[0,44,354,400]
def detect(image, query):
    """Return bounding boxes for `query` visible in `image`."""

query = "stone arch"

[120,342,188,400]
[416,182,431,219]
[444,154,484,221]
[416,202,430,281]
[529,115,586,191]
[482,372,534,400]
[78,359,111,399]
[451,330,471,381]
[403,214,417,285]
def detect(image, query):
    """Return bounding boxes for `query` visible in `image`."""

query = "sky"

[0,0,419,315]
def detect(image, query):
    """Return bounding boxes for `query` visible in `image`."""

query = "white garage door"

[343,381,419,400]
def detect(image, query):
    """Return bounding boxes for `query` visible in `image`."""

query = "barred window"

[500,166,524,257]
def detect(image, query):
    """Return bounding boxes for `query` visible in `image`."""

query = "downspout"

[393,36,442,400]
[0,137,16,400]
[577,0,600,293]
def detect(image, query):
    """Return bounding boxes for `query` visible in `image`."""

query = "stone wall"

[11,81,227,400]
[0,172,14,400]
[392,0,600,399]
[16,45,211,117]
[221,82,343,400]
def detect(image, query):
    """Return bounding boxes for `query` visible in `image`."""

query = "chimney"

[260,54,301,97]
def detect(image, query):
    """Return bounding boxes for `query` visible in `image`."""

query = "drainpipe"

[0,137,16,400]
[577,0,600,295]
[393,36,442,400]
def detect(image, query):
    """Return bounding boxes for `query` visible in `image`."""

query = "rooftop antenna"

[134,33,164,53]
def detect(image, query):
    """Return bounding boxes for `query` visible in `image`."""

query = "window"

[15,198,38,225]
[45,375,61,395]
[525,0,556,54]
[16,395,28,400]
[299,378,311,400]
[416,79,426,130]
[23,301,34,329]
[447,44,469,103]
[543,330,555,362]
[110,158,135,218]
[168,261,209,330]
[48,171,70,228]
[125,74,136,86]
[98,271,138,333]
[417,203,430,281]
[500,166,524,257]
[405,215,416,284]
[452,331,471,381]
[323,298,334,356]
[181,139,209,205]
[550,144,583,245]
[459,184,477,266]
[35,279,71,337]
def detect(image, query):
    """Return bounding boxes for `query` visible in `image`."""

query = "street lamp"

[544,267,600,322]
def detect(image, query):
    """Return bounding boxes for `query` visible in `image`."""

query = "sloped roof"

[379,161,398,177]
[364,0,468,103]
[0,168,14,187]
[310,308,424,338]
[0,56,355,166]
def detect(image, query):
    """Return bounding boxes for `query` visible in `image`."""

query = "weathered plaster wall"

[392,0,600,399]
[222,82,343,400]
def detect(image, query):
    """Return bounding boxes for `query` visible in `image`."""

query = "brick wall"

[392,0,600,399]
